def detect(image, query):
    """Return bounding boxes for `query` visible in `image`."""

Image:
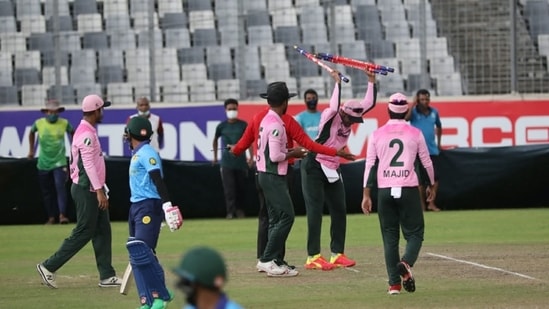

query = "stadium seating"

[0,0,547,106]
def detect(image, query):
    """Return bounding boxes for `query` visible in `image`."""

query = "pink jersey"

[256,110,288,175]
[70,119,106,191]
[363,119,434,188]
[316,82,375,169]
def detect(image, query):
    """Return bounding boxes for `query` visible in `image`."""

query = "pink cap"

[388,93,409,113]
[81,94,111,112]
[341,99,364,123]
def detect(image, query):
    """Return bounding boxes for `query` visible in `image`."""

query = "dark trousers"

[220,167,247,217]
[38,167,68,218]
[256,166,293,259]
[301,155,347,256]
[257,172,295,263]
[42,184,116,280]
[377,187,424,285]
[129,198,163,250]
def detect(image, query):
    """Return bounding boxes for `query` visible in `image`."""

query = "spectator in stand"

[127,97,164,153]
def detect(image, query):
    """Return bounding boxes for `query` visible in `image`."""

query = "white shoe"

[98,276,122,287]
[256,260,287,275]
[36,263,57,289]
[267,264,299,277]
[256,260,265,272]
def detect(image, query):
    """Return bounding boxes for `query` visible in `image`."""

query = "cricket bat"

[120,263,133,295]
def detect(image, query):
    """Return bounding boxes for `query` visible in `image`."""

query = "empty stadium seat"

[97,66,125,84]
[105,14,131,32]
[98,50,124,68]
[21,84,48,106]
[133,12,159,31]
[189,11,215,32]
[161,12,187,29]
[272,7,298,28]
[243,0,267,12]
[299,76,326,97]
[0,86,19,105]
[130,0,150,17]
[107,82,133,103]
[46,15,73,32]
[15,0,41,20]
[103,0,129,17]
[47,85,76,104]
[187,0,212,11]
[193,28,218,46]
[73,0,98,16]
[216,79,240,100]
[248,25,273,46]
[110,30,137,50]
[137,29,163,49]
[188,79,216,102]
[75,83,102,103]
[58,31,82,52]
[0,32,27,53]
[161,81,189,102]
[44,0,70,18]
[42,66,69,85]
[154,66,180,83]
[28,33,54,51]
[246,79,268,98]
[0,16,17,33]
[0,1,14,17]
[246,10,270,27]
[206,46,232,65]
[165,28,191,48]
[177,47,205,64]
[20,15,46,33]
[83,32,109,50]
[0,69,12,86]
[158,0,183,17]
[274,26,301,44]
[181,63,208,80]
[15,51,41,70]
[71,50,97,69]
[208,63,233,80]
[70,66,96,85]
[77,14,103,33]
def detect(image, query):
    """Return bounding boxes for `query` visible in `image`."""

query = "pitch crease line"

[426,252,538,280]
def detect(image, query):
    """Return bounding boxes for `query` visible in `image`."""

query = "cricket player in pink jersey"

[37,95,122,289]
[301,68,377,271]
[361,93,435,295]
[255,82,308,277]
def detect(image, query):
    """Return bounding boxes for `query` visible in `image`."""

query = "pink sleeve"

[78,133,103,190]
[267,123,286,163]
[328,82,340,112]
[417,132,435,185]
[363,132,377,187]
[361,82,375,112]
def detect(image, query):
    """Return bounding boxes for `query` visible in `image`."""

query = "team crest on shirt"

[142,216,151,224]
[83,137,91,146]
[272,129,279,136]
[132,154,138,161]
[149,158,157,165]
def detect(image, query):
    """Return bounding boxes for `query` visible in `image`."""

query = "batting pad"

[127,239,171,306]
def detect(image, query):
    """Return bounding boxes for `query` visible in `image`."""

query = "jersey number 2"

[389,139,404,167]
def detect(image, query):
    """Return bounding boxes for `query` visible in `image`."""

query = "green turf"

[0,208,547,308]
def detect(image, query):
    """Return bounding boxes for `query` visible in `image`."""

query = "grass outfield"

[0,208,547,308]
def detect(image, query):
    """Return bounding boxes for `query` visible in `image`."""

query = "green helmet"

[173,246,227,289]
[126,116,152,141]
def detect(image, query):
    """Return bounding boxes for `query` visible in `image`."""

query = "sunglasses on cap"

[390,100,408,105]
[344,106,364,114]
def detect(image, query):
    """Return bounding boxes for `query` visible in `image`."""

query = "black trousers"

[220,167,247,217]
[256,165,294,259]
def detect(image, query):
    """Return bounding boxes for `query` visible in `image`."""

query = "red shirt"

[232,107,337,164]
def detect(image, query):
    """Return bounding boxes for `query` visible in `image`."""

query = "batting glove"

[162,202,183,232]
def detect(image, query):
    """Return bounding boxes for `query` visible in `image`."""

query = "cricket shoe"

[397,260,415,292]
[36,263,57,288]
[150,290,174,309]
[330,253,356,268]
[304,254,334,270]
[267,264,299,278]
[387,284,401,295]
[98,276,122,287]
